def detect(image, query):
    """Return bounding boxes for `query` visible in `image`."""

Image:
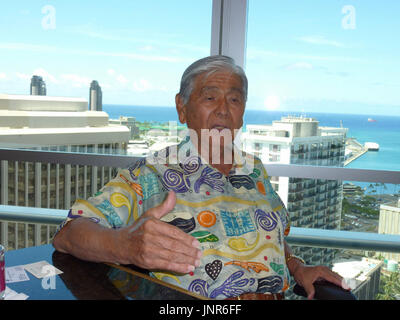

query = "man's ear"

[175,94,186,124]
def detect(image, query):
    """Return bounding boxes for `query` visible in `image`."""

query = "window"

[0,1,212,155]
[245,0,400,174]
[270,144,280,152]
[0,1,213,210]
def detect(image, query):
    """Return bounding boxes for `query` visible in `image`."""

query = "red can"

[0,244,5,300]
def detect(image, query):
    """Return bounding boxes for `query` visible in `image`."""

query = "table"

[4,244,203,300]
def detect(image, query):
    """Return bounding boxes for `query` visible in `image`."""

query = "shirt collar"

[177,135,255,176]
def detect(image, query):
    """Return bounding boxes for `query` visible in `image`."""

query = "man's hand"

[292,264,350,300]
[113,191,202,274]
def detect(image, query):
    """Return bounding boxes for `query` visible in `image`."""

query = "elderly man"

[53,55,346,300]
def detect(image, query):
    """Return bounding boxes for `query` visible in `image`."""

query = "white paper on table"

[5,265,30,283]
[4,286,29,300]
[23,260,63,279]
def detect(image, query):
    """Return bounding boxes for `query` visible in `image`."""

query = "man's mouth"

[211,125,229,132]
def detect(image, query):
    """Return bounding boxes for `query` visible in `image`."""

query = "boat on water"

[365,142,379,151]
[368,118,377,122]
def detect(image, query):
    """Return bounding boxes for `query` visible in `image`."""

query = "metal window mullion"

[65,145,71,208]
[14,161,18,206]
[100,145,105,187]
[24,162,28,206]
[24,223,29,248]
[47,163,51,208]
[0,222,7,249]
[0,160,8,205]
[75,164,79,200]
[34,162,41,207]
[92,144,98,196]
[46,225,50,244]
[34,224,41,246]
[56,163,60,209]
[15,222,19,249]
[211,0,248,68]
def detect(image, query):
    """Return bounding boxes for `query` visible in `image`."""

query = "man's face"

[176,70,245,151]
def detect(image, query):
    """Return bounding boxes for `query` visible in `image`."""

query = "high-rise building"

[89,80,102,111]
[0,93,130,249]
[379,199,400,262]
[30,75,46,96]
[332,258,383,300]
[0,93,130,209]
[242,116,348,266]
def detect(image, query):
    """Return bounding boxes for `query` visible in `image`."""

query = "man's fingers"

[139,215,200,248]
[153,233,202,263]
[138,242,199,274]
[327,271,348,290]
[145,190,176,220]
[303,283,315,300]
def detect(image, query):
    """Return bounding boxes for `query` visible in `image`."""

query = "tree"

[376,272,400,300]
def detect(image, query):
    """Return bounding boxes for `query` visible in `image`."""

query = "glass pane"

[0,0,212,156]
[246,0,400,172]
[285,247,399,300]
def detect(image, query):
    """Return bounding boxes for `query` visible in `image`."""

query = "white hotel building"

[0,94,130,248]
[242,116,348,265]
[379,199,400,263]
[0,94,130,209]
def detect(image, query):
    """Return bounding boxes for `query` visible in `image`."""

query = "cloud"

[0,42,59,53]
[132,79,153,92]
[247,47,361,63]
[13,68,58,83]
[66,24,207,54]
[139,45,155,51]
[32,68,58,84]
[0,72,6,80]
[60,74,91,88]
[116,75,129,85]
[15,72,31,80]
[106,69,129,86]
[284,62,314,70]
[296,35,346,48]
[0,41,190,63]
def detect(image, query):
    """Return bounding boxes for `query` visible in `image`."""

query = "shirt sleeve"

[54,159,149,236]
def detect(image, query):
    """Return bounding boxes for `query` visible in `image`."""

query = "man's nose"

[214,97,229,117]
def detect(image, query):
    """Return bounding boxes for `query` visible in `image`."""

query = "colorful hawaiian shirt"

[57,136,291,299]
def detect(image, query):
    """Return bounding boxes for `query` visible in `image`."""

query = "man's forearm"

[53,218,120,264]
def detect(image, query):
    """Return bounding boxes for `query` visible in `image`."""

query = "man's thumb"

[148,190,176,220]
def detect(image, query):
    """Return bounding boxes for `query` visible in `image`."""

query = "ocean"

[104,104,400,192]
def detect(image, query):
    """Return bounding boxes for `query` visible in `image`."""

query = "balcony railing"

[1,147,400,300]
[1,204,400,254]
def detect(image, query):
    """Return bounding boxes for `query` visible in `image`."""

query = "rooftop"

[332,258,384,288]
[0,93,87,112]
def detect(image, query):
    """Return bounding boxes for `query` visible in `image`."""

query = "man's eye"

[206,96,215,101]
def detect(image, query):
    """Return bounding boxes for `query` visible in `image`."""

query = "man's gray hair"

[178,55,248,105]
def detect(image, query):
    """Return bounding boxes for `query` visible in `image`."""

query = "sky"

[0,0,399,116]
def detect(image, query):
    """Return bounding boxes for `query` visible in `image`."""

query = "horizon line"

[102,103,400,118]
